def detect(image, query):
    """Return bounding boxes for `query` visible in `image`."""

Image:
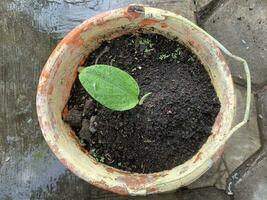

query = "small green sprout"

[90,149,98,160]
[139,38,154,48]
[79,64,151,111]
[188,56,196,62]
[175,47,182,55]
[100,157,105,162]
[129,40,135,45]
[144,48,150,54]
[159,54,170,60]
[139,39,154,54]
[171,48,181,59]
[159,48,182,61]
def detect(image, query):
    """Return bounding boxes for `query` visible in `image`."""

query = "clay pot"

[37,5,235,195]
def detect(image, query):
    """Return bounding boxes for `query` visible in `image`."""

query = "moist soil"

[64,33,220,173]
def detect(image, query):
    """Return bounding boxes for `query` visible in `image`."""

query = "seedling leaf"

[79,65,140,111]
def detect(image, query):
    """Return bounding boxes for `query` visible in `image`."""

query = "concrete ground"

[0,0,266,199]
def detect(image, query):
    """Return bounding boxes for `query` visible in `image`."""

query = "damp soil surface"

[64,33,221,173]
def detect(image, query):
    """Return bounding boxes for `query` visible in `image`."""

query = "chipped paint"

[110,185,129,195]
[62,105,68,118]
[194,152,203,163]
[60,27,84,48]
[212,112,223,138]
[188,39,202,52]
[105,166,117,173]
[124,5,144,21]
[160,23,168,28]
[47,85,54,95]
[118,175,151,189]
[140,19,160,26]
[147,187,158,194]
[79,57,87,66]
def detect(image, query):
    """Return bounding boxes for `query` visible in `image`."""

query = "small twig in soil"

[95,46,110,64]
[139,92,152,105]
[110,57,116,66]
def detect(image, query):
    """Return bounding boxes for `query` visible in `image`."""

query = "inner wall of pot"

[63,24,226,157]
[60,24,224,161]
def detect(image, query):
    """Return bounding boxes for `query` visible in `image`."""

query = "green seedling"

[129,39,135,45]
[188,56,196,62]
[159,48,182,61]
[171,48,182,59]
[139,38,154,48]
[144,48,151,54]
[100,157,105,162]
[79,64,151,111]
[139,38,155,54]
[159,54,170,60]
[90,149,98,160]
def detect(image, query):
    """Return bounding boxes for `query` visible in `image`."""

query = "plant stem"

[139,92,152,105]
[95,46,110,64]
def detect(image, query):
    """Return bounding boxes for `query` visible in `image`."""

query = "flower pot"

[37,5,241,195]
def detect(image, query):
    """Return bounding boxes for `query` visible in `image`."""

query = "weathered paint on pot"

[36,5,235,195]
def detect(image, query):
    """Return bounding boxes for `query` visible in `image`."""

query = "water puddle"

[0,0,158,198]
[0,143,66,200]
[5,0,156,38]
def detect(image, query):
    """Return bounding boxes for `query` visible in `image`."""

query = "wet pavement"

[0,1,194,199]
[1,0,267,199]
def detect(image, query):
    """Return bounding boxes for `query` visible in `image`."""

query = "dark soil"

[64,33,220,173]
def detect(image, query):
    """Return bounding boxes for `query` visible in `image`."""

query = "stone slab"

[188,158,229,190]
[202,0,267,86]
[223,86,261,173]
[195,0,213,11]
[178,187,231,200]
[149,0,196,22]
[232,86,267,199]
[234,156,267,200]
[258,86,267,145]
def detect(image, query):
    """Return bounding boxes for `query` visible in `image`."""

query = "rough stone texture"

[231,86,267,199]
[202,0,267,86]
[234,156,267,200]
[149,0,196,22]
[215,161,229,190]
[0,0,196,199]
[195,0,213,11]
[258,86,267,145]
[188,158,229,190]
[177,187,231,200]
[223,86,261,173]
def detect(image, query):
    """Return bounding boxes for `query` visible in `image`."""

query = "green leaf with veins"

[79,64,143,111]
